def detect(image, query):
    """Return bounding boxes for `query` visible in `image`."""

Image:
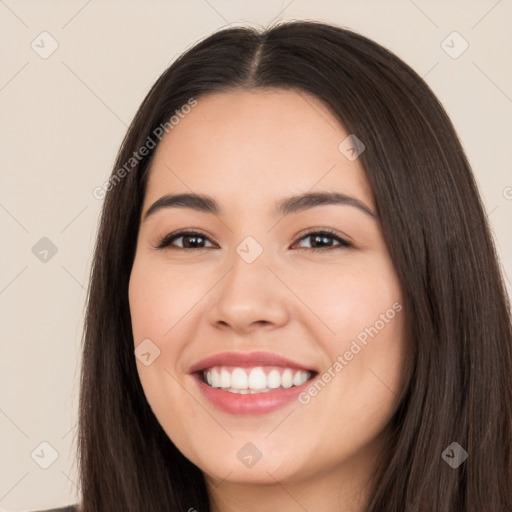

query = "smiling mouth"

[199,366,317,394]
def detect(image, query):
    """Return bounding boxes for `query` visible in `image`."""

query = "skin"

[128,89,409,512]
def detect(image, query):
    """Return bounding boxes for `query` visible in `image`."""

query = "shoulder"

[33,507,79,512]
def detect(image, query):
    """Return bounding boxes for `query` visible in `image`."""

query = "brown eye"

[292,230,352,251]
[156,231,215,250]
[155,229,352,251]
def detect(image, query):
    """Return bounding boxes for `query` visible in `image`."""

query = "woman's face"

[129,89,408,492]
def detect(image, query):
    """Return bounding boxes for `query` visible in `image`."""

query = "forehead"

[144,89,374,214]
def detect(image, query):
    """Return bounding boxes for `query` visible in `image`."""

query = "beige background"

[1,1,511,510]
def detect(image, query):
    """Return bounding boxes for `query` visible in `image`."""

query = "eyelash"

[154,228,352,251]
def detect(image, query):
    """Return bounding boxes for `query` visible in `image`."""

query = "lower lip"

[192,373,313,415]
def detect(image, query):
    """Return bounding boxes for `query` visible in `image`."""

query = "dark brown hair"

[78,20,512,511]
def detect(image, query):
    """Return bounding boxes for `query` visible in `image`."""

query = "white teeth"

[203,366,312,393]
[281,369,293,388]
[220,369,231,388]
[293,370,307,386]
[231,368,248,389]
[211,367,221,388]
[248,367,267,390]
[267,369,281,389]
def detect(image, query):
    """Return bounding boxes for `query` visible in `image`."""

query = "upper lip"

[188,351,317,374]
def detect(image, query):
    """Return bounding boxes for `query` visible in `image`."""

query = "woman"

[44,20,512,512]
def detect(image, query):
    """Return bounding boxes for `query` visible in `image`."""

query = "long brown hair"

[78,20,512,511]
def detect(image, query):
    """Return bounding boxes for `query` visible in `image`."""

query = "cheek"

[128,260,192,408]
[295,256,406,412]
[128,260,204,447]
[292,256,403,347]
[128,258,207,345]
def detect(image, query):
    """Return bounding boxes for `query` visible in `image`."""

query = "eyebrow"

[142,191,376,221]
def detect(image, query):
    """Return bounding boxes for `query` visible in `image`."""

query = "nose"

[206,247,290,335]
